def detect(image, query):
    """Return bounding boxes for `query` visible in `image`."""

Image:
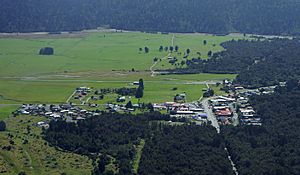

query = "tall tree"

[0,121,6,131]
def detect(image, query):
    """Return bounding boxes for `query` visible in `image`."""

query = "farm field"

[0,31,239,105]
[0,31,240,174]
[0,79,225,105]
[0,115,93,175]
[0,31,242,78]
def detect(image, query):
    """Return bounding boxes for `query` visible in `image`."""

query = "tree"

[39,47,54,55]
[207,50,212,57]
[144,47,149,53]
[186,49,191,55]
[203,88,214,97]
[139,48,143,52]
[175,45,179,52]
[135,86,144,98]
[0,121,6,131]
[203,40,207,45]
[159,46,163,52]
[125,101,133,109]
[164,46,168,52]
[169,46,174,52]
[181,60,185,66]
[139,78,144,90]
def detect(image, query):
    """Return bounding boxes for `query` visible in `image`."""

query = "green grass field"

[0,31,240,174]
[0,115,93,175]
[0,31,241,78]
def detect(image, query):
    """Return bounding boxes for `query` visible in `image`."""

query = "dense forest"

[222,80,300,175]
[1,0,300,35]
[138,125,234,175]
[177,38,300,87]
[45,112,234,175]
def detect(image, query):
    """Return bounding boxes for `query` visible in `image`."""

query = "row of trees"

[2,0,300,35]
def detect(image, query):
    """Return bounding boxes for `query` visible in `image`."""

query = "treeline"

[1,0,300,35]
[138,124,234,175]
[45,112,234,175]
[178,38,300,87]
[222,80,300,175]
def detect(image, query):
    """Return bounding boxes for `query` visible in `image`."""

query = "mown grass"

[0,106,17,120]
[0,115,93,175]
[0,32,242,78]
[0,79,227,105]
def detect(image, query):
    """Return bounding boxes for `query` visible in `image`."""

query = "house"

[117,96,126,102]
[133,81,140,85]
[215,108,232,117]
[174,93,186,103]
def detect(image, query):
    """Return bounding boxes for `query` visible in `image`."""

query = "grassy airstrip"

[0,31,241,174]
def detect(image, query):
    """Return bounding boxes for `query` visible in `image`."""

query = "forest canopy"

[1,0,300,35]
[177,38,300,88]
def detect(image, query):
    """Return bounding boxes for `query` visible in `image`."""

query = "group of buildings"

[236,91,262,126]
[15,103,102,128]
[210,96,236,125]
[153,101,208,123]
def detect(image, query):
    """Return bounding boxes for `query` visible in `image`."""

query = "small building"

[117,96,126,102]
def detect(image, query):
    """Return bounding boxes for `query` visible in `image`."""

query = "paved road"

[0,104,22,107]
[229,103,239,126]
[201,96,239,175]
[201,97,220,133]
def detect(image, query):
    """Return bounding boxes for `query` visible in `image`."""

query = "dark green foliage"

[125,101,133,109]
[182,38,300,88]
[207,50,212,57]
[45,112,234,175]
[175,45,179,52]
[138,124,234,175]
[93,154,111,175]
[2,0,300,35]
[135,79,144,98]
[159,46,163,52]
[95,88,137,96]
[39,47,54,55]
[222,81,300,175]
[138,79,144,90]
[135,86,143,99]
[0,121,6,131]
[45,112,191,175]
[203,88,214,97]
[186,49,191,55]
[144,47,149,53]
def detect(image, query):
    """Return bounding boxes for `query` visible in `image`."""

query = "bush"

[39,47,54,55]
[0,121,6,131]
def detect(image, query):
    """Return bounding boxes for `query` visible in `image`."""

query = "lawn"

[0,32,171,77]
[0,115,93,175]
[0,79,227,105]
[0,106,17,120]
[0,31,238,174]
[0,31,242,78]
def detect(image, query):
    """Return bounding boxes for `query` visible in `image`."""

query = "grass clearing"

[132,139,145,174]
[0,106,17,120]
[0,115,93,175]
